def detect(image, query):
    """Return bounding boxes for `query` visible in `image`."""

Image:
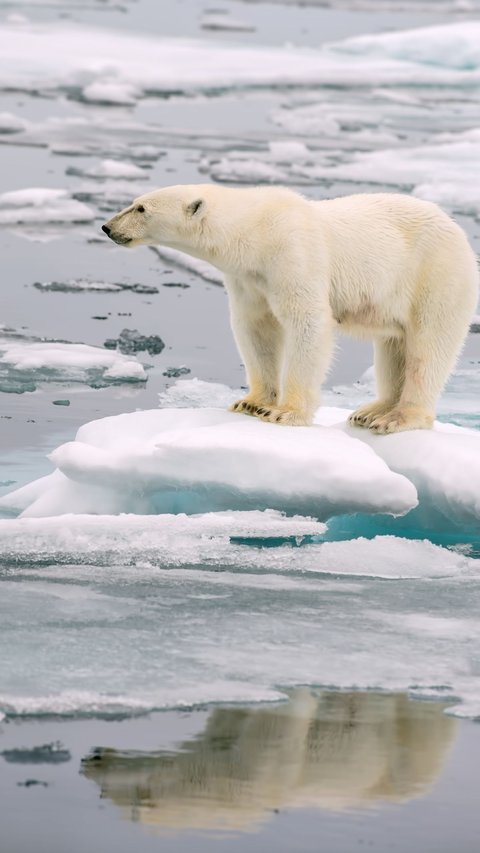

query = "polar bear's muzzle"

[102,205,138,245]
[102,223,132,245]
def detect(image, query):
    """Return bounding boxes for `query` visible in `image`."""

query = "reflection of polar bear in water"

[82,691,456,831]
[103,186,478,433]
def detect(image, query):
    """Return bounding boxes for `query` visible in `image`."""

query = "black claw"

[276,415,282,422]
[257,408,265,415]
[263,410,271,417]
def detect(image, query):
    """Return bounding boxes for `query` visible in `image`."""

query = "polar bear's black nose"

[102,224,111,236]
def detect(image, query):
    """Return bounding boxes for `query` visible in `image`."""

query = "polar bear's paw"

[254,406,311,426]
[230,397,266,415]
[348,401,394,428]
[368,405,434,434]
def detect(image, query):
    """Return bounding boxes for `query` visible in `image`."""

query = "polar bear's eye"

[137,205,145,213]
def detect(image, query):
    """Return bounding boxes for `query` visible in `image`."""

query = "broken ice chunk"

[0,333,147,393]
[104,329,165,356]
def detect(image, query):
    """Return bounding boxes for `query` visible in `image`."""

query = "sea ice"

[268,140,310,162]
[0,404,417,519]
[2,378,478,534]
[81,81,141,106]
[103,328,165,356]
[0,526,478,720]
[67,159,147,180]
[333,21,480,70]
[0,334,147,393]
[0,112,26,134]
[207,156,287,184]
[149,246,222,285]
[1,20,480,106]
[33,278,158,294]
[199,13,255,32]
[297,128,480,215]
[0,187,94,226]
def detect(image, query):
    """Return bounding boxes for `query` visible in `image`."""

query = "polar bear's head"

[102,185,210,248]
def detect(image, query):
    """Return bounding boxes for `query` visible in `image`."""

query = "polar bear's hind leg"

[369,254,477,434]
[349,336,405,428]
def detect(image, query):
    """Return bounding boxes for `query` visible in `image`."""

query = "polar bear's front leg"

[255,310,334,426]
[227,287,284,415]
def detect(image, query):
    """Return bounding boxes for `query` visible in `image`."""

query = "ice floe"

[33,278,158,294]
[0,332,147,393]
[0,112,26,134]
[296,128,480,213]
[332,21,480,70]
[0,405,417,519]
[199,12,255,32]
[1,20,480,106]
[67,159,147,180]
[0,187,94,226]
[149,246,222,285]
[2,378,479,535]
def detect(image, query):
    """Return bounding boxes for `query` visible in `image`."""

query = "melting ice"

[0,378,479,722]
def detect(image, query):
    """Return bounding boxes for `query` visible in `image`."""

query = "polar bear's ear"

[186,198,205,218]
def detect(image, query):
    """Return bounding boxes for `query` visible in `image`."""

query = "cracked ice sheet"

[0,515,475,579]
[1,21,480,105]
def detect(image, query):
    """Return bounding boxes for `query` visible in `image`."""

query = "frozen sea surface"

[0,0,479,728]
[0,524,478,720]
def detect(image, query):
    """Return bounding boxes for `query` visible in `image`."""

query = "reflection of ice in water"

[81,690,456,831]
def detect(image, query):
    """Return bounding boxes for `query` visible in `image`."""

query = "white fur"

[104,185,479,432]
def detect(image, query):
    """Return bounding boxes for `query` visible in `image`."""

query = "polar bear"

[102,185,478,433]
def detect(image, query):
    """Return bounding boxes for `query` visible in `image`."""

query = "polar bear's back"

[300,192,478,337]
[316,192,464,248]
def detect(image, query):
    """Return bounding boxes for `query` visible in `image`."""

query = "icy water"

[0,0,480,848]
